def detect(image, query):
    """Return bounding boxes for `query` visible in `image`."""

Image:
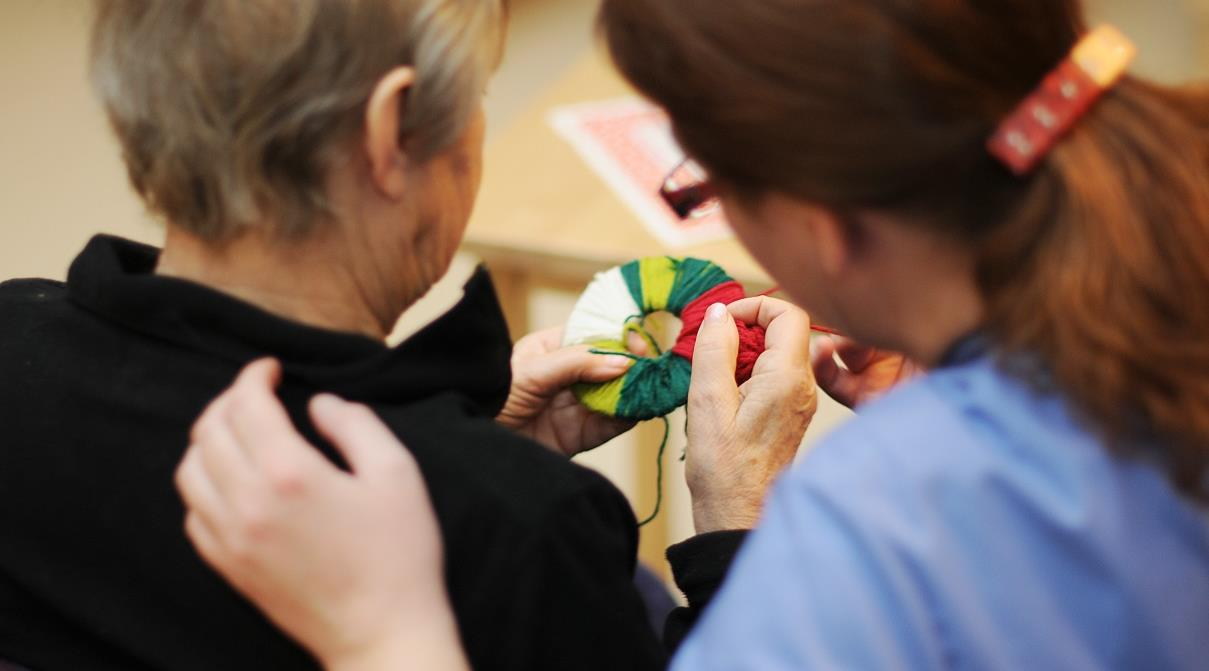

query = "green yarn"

[589,311,690,422]
[666,257,733,313]
[637,415,670,528]
[622,257,677,311]
[621,261,646,309]
[616,353,692,421]
[585,348,690,421]
[581,347,675,528]
[622,256,734,314]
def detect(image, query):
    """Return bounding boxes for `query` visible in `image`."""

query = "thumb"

[521,345,634,393]
[689,303,740,419]
[309,394,417,479]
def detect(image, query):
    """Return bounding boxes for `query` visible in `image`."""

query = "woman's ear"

[364,66,417,200]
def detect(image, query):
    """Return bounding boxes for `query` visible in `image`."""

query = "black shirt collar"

[67,234,513,415]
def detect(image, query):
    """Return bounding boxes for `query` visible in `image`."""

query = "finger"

[831,338,880,374]
[724,296,806,332]
[309,395,420,481]
[727,297,813,380]
[810,336,861,408]
[222,360,312,466]
[522,343,634,389]
[176,445,231,520]
[191,397,258,497]
[514,326,566,358]
[626,329,652,358]
[689,303,741,419]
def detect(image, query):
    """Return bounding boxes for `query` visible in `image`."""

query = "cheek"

[721,201,827,313]
[722,201,800,280]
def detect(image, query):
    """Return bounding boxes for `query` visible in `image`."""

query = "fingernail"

[608,356,634,370]
[705,303,728,323]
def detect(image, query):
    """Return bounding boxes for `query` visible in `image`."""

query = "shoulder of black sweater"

[0,277,67,301]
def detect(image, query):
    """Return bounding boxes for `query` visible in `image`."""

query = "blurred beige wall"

[1094,0,1209,82]
[0,1,154,281]
[3,0,1207,281]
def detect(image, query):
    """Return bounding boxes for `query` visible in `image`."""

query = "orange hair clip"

[987,25,1137,176]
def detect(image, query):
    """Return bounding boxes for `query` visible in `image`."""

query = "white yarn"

[562,266,643,347]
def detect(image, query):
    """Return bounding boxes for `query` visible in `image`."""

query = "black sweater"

[0,236,739,671]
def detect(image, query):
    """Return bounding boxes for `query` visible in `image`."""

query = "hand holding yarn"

[686,297,818,533]
[497,326,650,458]
[561,257,798,528]
[561,257,770,421]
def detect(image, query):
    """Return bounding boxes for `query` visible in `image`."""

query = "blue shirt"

[673,352,1209,670]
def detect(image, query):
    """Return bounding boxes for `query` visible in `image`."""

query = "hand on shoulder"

[175,359,468,671]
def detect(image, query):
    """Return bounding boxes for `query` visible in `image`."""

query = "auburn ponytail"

[981,78,1209,498]
[601,0,1209,499]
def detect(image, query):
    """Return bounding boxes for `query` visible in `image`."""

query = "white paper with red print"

[548,98,733,248]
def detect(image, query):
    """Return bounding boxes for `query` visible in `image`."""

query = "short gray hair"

[91,0,507,241]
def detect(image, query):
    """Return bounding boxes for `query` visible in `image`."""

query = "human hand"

[497,326,645,458]
[175,359,468,671]
[811,336,922,409]
[686,298,817,533]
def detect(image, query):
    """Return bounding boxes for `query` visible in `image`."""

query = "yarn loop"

[563,257,767,420]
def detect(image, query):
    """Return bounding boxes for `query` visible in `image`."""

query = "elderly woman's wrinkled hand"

[497,326,643,458]
[175,359,467,671]
[686,298,818,533]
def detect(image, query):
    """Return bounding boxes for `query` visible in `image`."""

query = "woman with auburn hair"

[176,0,1209,669]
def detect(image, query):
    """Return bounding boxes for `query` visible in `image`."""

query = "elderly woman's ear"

[364,66,417,200]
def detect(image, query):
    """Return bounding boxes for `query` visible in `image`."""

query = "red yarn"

[671,281,767,384]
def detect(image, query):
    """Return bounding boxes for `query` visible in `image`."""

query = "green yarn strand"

[587,348,692,420]
[637,415,670,528]
[616,353,692,420]
[622,256,734,317]
[620,260,646,311]
[667,257,734,313]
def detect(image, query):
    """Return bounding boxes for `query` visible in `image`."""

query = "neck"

[839,221,985,367]
[156,226,392,340]
[892,277,983,367]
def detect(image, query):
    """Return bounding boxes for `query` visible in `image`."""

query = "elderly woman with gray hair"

[0,1,819,670]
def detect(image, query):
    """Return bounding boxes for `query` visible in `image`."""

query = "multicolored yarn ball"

[562,256,767,421]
